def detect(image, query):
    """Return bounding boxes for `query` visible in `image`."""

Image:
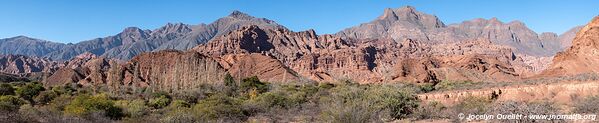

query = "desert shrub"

[161,107,196,123]
[320,85,377,123]
[412,101,447,119]
[573,95,599,114]
[48,94,73,111]
[168,99,191,109]
[240,76,269,94]
[193,94,246,121]
[50,86,76,96]
[418,83,435,93]
[63,94,123,119]
[35,90,58,105]
[453,96,492,116]
[115,99,148,118]
[434,80,475,91]
[0,95,25,111]
[319,84,419,122]
[149,92,172,109]
[244,91,289,113]
[487,101,562,123]
[15,82,45,105]
[365,85,419,119]
[0,83,15,95]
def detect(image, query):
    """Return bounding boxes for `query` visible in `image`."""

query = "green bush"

[0,95,25,111]
[63,94,123,119]
[51,85,76,96]
[193,94,245,121]
[365,85,419,119]
[418,83,435,93]
[434,80,475,91]
[245,92,289,111]
[320,84,419,122]
[115,99,148,118]
[453,96,492,116]
[34,90,58,105]
[0,83,15,95]
[15,82,45,105]
[161,107,196,123]
[149,94,171,109]
[240,76,269,94]
[168,100,190,109]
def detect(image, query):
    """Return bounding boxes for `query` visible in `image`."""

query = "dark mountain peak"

[228,10,255,19]
[122,27,145,34]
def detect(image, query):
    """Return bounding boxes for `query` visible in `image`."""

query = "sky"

[0,0,598,43]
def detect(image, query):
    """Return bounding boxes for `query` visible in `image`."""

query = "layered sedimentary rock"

[0,54,62,75]
[193,25,521,84]
[46,50,227,92]
[542,16,599,76]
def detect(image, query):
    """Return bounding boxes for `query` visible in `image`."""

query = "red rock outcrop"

[194,25,521,84]
[0,54,62,75]
[541,16,599,76]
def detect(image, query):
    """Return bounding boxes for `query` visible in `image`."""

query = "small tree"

[16,82,45,105]
[0,95,25,111]
[240,76,268,94]
[223,73,238,96]
[0,84,15,96]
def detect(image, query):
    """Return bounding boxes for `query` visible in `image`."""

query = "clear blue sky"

[1,0,598,43]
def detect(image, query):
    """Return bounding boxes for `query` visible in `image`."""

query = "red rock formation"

[541,16,599,76]
[194,25,521,84]
[0,54,62,75]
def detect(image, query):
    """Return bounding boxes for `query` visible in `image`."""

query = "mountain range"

[0,6,595,92]
[0,7,580,61]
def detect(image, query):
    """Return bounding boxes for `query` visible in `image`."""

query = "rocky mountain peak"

[228,10,255,20]
[154,23,192,34]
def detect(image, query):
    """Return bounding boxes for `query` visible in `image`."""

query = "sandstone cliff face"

[542,16,599,76]
[219,53,300,83]
[46,50,227,92]
[122,50,226,91]
[0,54,62,75]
